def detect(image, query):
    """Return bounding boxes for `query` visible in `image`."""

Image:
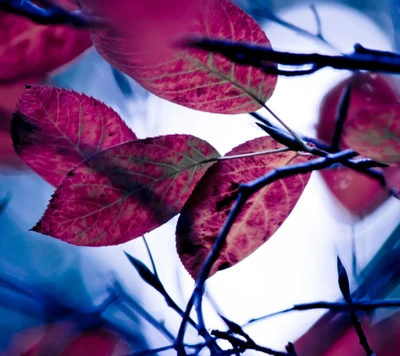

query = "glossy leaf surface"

[343,104,400,164]
[34,135,219,246]
[12,85,136,186]
[0,2,91,83]
[176,136,311,279]
[84,0,277,114]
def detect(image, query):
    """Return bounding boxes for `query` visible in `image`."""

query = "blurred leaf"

[0,1,91,83]
[111,68,133,98]
[343,104,400,164]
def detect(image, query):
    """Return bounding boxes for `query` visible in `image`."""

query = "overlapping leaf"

[385,164,400,198]
[83,0,277,114]
[0,1,91,83]
[0,79,40,168]
[176,136,312,279]
[317,73,399,216]
[34,135,219,246]
[11,85,137,186]
[343,104,400,164]
[319,167,389,217]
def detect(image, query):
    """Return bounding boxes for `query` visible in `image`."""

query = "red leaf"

[83,0,277,114]
[176,136,312,279]
[0,79,40,169]
[295,311,400,356]
[34,135,219,246]
[319,167,389,217]
[316,73,400,146]
[316,73,398,216]
[384,164,400,197]
[12,85,137,186]
[342,104,400,164]
[0,3,91,83]
[9,323,131,356]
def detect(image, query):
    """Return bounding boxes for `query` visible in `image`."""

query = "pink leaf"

[34,135,219,246]
[0,3,91,83]
[342,104,400,164]
[316,73,399,216]
[0,79,41,169]
[385,164,400,198]
[176,136,312,279]
[12,85,137,186]
[83,0,277,114]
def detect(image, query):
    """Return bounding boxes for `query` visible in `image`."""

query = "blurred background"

[1,0,400,355]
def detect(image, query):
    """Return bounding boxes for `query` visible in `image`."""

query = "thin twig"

[142,235,159,278]
[0,0,100,26]
[337,257,375,356]
[212,330,291,356]
[262,104,312,152]
[255,6,338,53]
[130,344,176,356]
[178,150,358,351]
[243,299,400,327]
[331,84,352,152]
[130,342,207,356]
[114,281,176,343]
[215,147,290,161]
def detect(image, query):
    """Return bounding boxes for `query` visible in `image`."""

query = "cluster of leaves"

[8,0,315,280]
[4,0,400,355]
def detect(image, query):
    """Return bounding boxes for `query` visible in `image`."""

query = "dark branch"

[186,38,400,76]
[337,257,375,356]
[212,330,292,356]
[0,0,99,27]
[331,84,352,152]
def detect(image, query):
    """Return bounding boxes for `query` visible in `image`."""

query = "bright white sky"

[1,2,400,355]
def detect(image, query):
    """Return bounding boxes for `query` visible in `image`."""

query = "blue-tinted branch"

[187,38,400,76]
[0,0,98,27]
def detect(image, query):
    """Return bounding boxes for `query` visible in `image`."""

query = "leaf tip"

[337,256,351,300]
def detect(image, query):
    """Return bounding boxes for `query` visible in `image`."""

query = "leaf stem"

[142,235,159,278]
[214,147,290,162]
